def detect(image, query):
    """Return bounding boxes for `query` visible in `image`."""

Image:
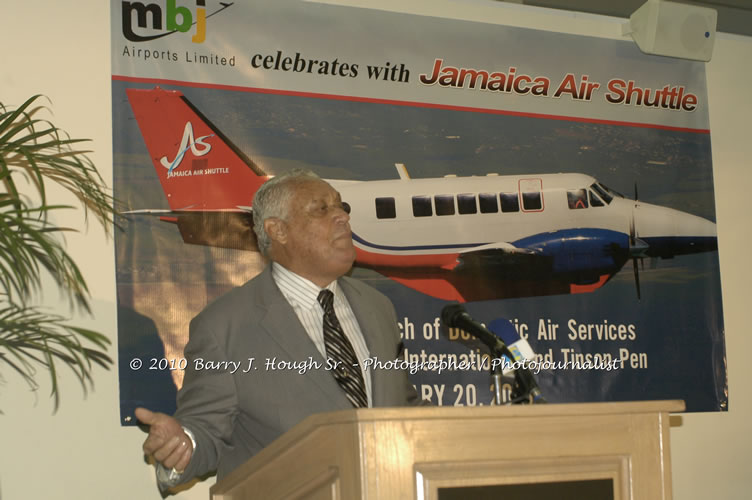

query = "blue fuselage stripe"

[351,232,484,252]
[352,228,628,253]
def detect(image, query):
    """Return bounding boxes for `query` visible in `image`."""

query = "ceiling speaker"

[625,0,717,61]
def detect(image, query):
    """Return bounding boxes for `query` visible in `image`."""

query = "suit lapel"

[340,277,390,407]
[253,267,350,410]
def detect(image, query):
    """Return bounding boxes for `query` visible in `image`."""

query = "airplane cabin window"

[567,189,588,209]
[342,201,351,214]
[500,192,520,213]
[412,196,433,217]
[522,191,543,211]
[375,197,396,219]
[457,193,478,214]
[435,194,455,216]
[479,193,498,213]
[591,183,613,204]
[589,190,605,207]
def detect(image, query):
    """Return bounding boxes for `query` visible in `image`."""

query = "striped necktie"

[317,289,368,408]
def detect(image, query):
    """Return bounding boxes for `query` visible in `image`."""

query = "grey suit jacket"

[174,266,420,483]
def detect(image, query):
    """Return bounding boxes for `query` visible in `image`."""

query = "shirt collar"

[271,262,339,309]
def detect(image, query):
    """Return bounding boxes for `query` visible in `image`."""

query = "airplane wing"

[454,242,554,279]
[123,208,257,251]
[362,234,625,302]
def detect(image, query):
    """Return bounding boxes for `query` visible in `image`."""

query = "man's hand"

[135,407,193,473]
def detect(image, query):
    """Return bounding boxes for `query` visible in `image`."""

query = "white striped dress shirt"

[271,262,373,406]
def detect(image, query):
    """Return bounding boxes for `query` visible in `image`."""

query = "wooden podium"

[210,400,683,500]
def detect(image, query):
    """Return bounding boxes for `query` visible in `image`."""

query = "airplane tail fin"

[126,87,269,211]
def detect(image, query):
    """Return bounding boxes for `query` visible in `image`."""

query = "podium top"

[296,399,685,427]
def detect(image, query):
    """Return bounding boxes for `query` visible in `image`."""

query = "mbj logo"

[122,1,233,43]
[161,122,214,174]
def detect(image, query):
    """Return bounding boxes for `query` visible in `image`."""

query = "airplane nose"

[634,203,717,258]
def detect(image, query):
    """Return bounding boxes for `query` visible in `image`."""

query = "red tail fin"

[126,87,269,211]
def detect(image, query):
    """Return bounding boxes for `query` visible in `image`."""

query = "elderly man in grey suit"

[135,169,421,487]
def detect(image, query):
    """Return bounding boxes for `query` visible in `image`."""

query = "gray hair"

[252,169,321,258]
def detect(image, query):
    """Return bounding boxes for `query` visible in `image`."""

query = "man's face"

[271,179,355,286]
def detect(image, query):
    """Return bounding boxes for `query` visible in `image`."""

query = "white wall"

[0,1,749,499]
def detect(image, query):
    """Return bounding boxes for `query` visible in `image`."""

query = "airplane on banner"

[125,87,718,302]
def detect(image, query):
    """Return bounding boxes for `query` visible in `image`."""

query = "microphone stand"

[490,346,514,405]
[489,344,546,405]
[492,365,503,405]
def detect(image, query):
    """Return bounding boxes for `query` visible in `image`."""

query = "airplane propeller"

[629,216,641,300]
[629,183,648,300]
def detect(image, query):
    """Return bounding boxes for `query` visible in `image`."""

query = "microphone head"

[441,303,467,328]
[489,318,536,361]
[488,318,519,345]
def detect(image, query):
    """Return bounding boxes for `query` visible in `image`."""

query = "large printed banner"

[112,0,726,423]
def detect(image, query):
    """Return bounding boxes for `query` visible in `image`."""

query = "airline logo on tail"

[126,87,269,211]
[160,122,214,174]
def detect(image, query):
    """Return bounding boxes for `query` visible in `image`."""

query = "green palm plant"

[0,95,116,410]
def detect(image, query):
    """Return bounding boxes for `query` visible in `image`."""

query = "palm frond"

[0,201,89,310]
[0,301,112,410]
[0,95,117,235]
[0,95,117,410]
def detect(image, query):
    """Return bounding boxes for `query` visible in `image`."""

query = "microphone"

[441,304,507,354]
[488,318,536,362]
[442,304,516,404]
[442,304,546,404]
[488,318,546,403]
